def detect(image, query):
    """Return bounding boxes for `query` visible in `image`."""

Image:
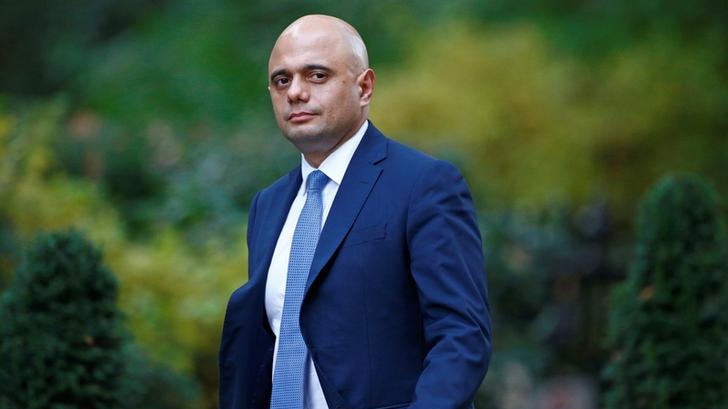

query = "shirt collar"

[300,120,368,193]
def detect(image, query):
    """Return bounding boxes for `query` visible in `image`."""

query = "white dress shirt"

[265,120,368,409]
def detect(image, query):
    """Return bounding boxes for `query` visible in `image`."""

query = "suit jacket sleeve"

[405,160,492,409]
[246,191,260,276]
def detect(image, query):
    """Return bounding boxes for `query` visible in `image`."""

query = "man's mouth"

[289,112,316,123]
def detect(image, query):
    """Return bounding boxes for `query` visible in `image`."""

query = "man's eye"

[310,72,327,81]
[274,77,289,87]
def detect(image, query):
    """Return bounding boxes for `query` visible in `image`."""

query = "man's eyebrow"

[270,68,289,82]
[303,64,332,73]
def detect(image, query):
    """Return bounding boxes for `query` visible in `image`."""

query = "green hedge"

[603,174,728,408]
[0,231,199,409]
[0,231,128,408]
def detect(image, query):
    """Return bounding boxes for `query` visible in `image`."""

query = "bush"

[603,173,728,408]
[0,231,128,409]
[0,230,202,409]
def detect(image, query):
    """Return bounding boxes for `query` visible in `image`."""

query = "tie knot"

[306,170,329,192]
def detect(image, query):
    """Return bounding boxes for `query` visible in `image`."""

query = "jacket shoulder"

[382,135,463,180]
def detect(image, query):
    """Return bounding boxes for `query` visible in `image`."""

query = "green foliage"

[0,230,202,409]
[0,231,128,409]
[2,1,728,407]
[71,1,464,127]
[0,101,247,408]
[372,22,728,218]
[603,174,728,408]
[0,0,168,95]
[56,110,297,240]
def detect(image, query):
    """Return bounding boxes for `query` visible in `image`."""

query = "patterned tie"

[270,170,329,409]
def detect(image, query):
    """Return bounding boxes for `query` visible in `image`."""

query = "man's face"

[268,26,368,158]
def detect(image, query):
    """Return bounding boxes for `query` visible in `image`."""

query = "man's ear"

[358,68,376,106]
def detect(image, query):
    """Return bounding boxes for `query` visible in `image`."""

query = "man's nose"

[287,76,309,103]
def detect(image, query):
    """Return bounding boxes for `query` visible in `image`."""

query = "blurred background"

[1,1,727,408]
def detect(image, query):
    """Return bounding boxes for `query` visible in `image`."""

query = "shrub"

[603,174,728,408]
[0,231,128,409]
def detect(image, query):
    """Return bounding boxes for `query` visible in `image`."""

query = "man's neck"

[303,119,368,168]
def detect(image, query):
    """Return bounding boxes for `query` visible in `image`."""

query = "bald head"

[270,14,369,74]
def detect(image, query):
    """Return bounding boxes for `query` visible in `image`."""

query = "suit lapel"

[305,125,388,293]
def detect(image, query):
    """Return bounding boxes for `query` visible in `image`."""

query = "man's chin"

[283,129,325,152]
[284,129,316,142]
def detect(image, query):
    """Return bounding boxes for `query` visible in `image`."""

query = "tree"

[603,173,728,408]
[0,231,128,409]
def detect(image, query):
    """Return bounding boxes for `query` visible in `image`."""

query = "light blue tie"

[270,170,329,409]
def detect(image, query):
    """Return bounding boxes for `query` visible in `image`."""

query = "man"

[219,14,492,409]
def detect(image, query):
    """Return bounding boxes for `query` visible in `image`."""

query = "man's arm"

[246,191,260,279]
[406,160,492,409]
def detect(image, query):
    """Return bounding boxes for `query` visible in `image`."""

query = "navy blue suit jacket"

[219,124,492,409]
